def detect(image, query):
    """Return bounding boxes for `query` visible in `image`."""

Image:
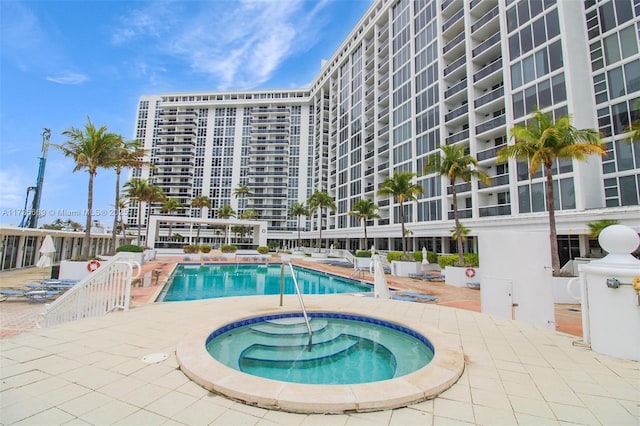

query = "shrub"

[182,245,200,254]
[268,241,280,250]
[386,251,404,262]
[220,244,237,253]
[116,244,144,253]
[412,250,438,263]
[199,245,212,253]
[437,253,479,268]
[355,250,372,258]
[257,246,269,254]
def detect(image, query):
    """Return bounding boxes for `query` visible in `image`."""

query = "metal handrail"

[280,262,313,351]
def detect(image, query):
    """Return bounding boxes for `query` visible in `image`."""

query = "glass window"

[521,26,533,53]
[518,1,530,25]
[604,33,621,65]
[525,86,537,113]
[599,2,616,33]
[531,182,545,212]
[552,74,566,103]
[615,139,635,171]
[538,79,552,108]
[619,175,639,205]
[612,101,629,134]
[624,60,640,94]
[533,17,546,47]
[530,0,543,18]
[608,66,625,98]
[560,178,576,209]
[509,34,520,59]
[523,55,535,84]
[535,49,549,77]
[518,185,531,213]
[548,41,563,71]
[546,8,560,39]
[507,6,518,32]
[511,62,522,89]
[620,26,638,59]
[614,0,634,25]
[513,91,525,118]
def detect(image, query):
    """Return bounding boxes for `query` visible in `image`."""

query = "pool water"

[158,264,371,302]
[206,313,434,384]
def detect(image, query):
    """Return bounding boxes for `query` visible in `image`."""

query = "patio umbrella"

[36,235,56,269]
[422,246,429,265]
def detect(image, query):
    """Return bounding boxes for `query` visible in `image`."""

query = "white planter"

[117,252,144,265]
[143,249,157,262]
[221,253,237,260]
[354,257,372,270]
[390,261,420,277]
[552,276,581,304]
[311,252,327,258]
[445,266,481,287]
[59,260,95,280]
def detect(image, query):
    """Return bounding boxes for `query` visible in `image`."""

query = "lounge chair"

[0,289,60,302]
[397,291,438,302]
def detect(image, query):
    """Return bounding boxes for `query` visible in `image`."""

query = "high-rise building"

[129,0,639,262]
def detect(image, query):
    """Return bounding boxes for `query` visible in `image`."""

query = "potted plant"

[220,244,237,259]
[354,250,373,270]
[387,251,421,277]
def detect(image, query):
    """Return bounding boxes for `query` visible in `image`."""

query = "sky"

[0,0,373,227]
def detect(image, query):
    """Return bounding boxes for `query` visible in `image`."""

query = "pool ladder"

[280,262,313,351]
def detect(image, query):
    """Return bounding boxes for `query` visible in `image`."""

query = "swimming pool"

[158,264,371,302]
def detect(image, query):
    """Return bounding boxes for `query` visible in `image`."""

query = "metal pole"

[279,263,285,307]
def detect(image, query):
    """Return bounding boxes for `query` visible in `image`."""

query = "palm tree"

[124,178,151,245]
[307,191,336,250]
[190,195,212,244]
[289,202,308,250]
[348,198,380,249]
[55,116,120,257]
[113,196,129,239]
[160,198,183,242]
[233,184,252,213]
[106,138,149,254]
[377,171,422,258]
[143,185,166,245]
[587,219,619,239]
[424,144,491,266]
[217,204,236,245]
[498,107,605,274]
[239,208,258,242]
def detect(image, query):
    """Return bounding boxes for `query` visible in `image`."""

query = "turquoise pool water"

[206,313,434,384]
[157,264,371,302]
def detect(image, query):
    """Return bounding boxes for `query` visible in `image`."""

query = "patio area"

[1,256,637,425]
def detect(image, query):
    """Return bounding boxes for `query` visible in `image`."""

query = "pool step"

[241,334,360,364]
[250,318,328,336]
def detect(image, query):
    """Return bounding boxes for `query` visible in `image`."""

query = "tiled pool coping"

[176,297,464,413]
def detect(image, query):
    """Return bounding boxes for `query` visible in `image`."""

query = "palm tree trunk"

[83,173,95,258]
[137,203,142,245]
[297,216,301,249]
[363,221,368,249]
[451,181,464,266]
[110,169,121,254]
[400,201,407,256]
[545,163,560,274]
[318,208,323,251]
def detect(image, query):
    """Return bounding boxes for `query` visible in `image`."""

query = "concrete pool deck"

[1,256,637,424]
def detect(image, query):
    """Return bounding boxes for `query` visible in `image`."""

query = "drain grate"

[142,353,168,364]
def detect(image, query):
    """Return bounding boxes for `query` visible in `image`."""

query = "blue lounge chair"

[0,289,60,302]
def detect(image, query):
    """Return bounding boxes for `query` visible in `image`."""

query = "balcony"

[479,173,509,188]
[472,32,500,59]
[445,129,469,145]
[474,86,504,110]
[444,79,467,100]
[445,104,468,123]
[443,8,464,35]
[157,130,196,137]
[448,208,472,220]
[471,6,499,36]
[447,182,471,195]
[479,204,511,217]
[443,31,465,57]
[476,143,507,161]
[475,115,506,135]
[473,58,502,83]
[444,55,466,77]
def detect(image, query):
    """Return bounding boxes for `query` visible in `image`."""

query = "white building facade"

[128,0,640,262]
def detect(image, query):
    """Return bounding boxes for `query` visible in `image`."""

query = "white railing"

[37,253,140,328]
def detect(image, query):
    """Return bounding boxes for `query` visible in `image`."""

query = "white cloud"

[112,0,332,89]
[45,72,89,85]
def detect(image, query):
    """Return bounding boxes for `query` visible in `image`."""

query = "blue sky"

[0,0,373,227]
